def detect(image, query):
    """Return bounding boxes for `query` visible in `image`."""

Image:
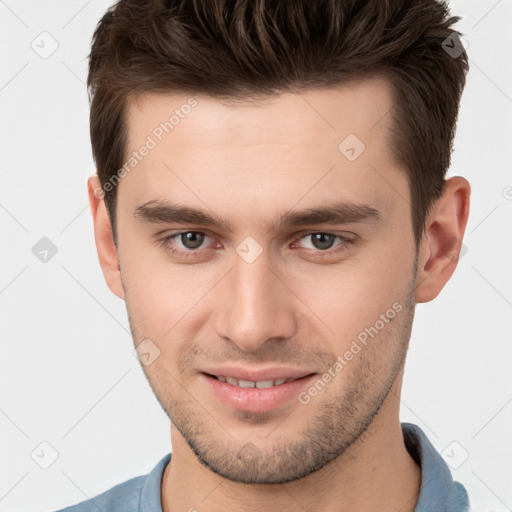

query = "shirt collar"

[140,452,171,512]
[402,422,470,512]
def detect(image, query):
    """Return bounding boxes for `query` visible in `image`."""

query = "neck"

[161,378,421,512]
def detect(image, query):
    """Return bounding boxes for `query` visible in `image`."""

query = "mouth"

[200,371,318,413]
[203,373,305,389]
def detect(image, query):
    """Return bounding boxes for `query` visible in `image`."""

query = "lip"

[199,370,317,413]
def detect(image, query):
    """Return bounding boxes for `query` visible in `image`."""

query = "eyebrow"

[134,200,382,232]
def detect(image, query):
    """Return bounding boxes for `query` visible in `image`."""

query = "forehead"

[126,76,395,146]
[119,77,407,228]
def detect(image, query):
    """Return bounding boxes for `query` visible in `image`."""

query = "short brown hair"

[88,0,468,248]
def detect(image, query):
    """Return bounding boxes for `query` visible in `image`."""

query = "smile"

[209,374,300,389]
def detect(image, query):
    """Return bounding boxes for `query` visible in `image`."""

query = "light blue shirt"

[54,422,473,512]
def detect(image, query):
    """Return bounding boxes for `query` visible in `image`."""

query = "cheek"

[292,262,404,342]
[289,256,405,338]
[121,247,215,338]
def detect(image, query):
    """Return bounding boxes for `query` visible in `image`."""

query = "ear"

[415,176,471,303]
[88,176,125,300]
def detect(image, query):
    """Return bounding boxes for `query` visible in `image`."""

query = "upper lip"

[201,366,315,382]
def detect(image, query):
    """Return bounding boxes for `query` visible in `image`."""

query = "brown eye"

[179,232,205,249]
[293,232,356,258]
[299,233,340,251]
[309,233,336,250]
[158,231,213,257]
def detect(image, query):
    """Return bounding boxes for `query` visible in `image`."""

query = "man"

[57,0,475,510]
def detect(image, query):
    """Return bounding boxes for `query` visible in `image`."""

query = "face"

[113,78,419,484]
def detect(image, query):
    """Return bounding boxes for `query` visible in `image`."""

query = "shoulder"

[51,453,171,512]
[53,473,147,512]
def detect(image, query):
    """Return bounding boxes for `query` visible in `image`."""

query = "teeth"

[255,380,274,389]
[216,376,295,388]
[238,379,255,388]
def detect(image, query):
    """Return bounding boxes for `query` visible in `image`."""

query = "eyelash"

[157,231,355,259]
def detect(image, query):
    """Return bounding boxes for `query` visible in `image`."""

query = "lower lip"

[200,373,317,413]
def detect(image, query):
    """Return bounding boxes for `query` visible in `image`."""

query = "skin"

[88,77,470,512]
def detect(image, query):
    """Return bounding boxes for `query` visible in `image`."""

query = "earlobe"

[415,177,471,303]
[87,176,125,300]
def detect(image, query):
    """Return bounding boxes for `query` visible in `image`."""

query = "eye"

[299,233,338,250]
[294,232,354,253]
[157,230,355,260]
[158,231,215,256]
[175,231,207,250]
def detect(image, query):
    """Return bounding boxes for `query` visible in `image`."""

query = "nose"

[214,248,298,352]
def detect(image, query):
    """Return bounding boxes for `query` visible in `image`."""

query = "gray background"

[0,1,511,511]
